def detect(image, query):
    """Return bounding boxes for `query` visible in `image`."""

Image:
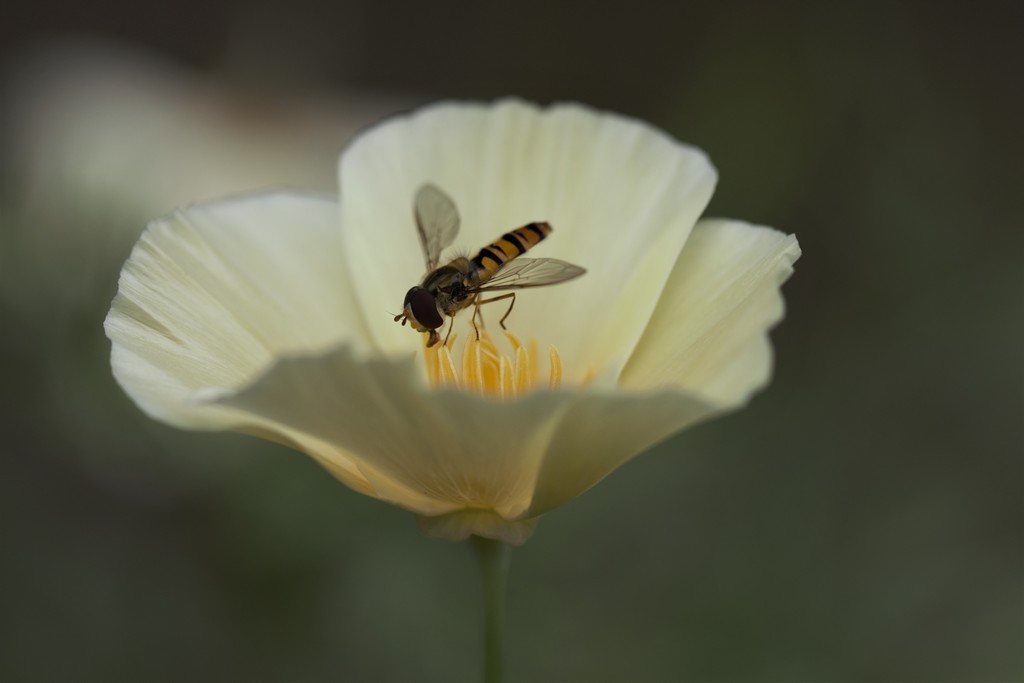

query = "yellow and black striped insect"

[394,184,586,347]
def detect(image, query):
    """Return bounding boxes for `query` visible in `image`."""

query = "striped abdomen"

[470,222,552,282]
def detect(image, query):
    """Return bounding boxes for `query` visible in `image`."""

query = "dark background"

[1,1,1021,681]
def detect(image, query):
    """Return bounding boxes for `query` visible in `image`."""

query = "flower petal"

[338,100,717,383]
[205,344,570,521]
[619,218,801,405]
[524,389,716,517]
[206,342,720,538]
[105,191,373,431]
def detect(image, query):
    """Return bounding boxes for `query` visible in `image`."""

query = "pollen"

[424,330,562,398]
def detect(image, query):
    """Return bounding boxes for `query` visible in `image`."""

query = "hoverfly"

[394,184,586,347]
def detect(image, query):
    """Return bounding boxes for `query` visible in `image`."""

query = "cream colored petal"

[105,192,373,480]
[338,100,716,383]
[524,388,716,517]
[207,344,576,518]
[106,192,378,492]
[208,340,721,535]
[619,218,801,405]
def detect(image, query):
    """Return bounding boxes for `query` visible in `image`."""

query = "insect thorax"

[423,258,477,314]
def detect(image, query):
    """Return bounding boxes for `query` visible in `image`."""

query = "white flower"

[1,41,408,473]
[1,40,405,318]
[105,99,800,545]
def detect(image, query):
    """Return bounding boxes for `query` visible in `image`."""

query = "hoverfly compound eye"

[408,288,444,330]
[402,287,418,308]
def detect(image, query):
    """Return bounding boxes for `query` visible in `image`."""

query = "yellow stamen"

[424,330,562,397]
[437,338,458,386]
[548,345,562,390]
[528,338,539,385]
[499,355,515,400]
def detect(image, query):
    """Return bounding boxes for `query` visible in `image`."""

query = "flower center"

[423,330,561,398]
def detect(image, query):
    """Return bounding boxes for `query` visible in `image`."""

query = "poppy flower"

[106,99,800,544]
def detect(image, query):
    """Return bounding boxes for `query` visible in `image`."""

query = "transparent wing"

[414,184,460,271]
[473,257,587,291]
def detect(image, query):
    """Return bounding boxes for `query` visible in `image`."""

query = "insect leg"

[471,293,490,334]
[442,316,456,346]
[498,293,517,329]
[470,294,483,340]
[474,293,517,329]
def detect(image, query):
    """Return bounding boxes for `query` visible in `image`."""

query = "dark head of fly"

[395,286,445,347]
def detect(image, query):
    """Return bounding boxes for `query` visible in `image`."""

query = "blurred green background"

[1,1,1021,681]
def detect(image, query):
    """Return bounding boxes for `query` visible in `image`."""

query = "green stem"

[470,535,511,683]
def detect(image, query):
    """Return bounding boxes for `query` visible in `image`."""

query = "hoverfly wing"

[474,257,586,291]
[414,184,460,271]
